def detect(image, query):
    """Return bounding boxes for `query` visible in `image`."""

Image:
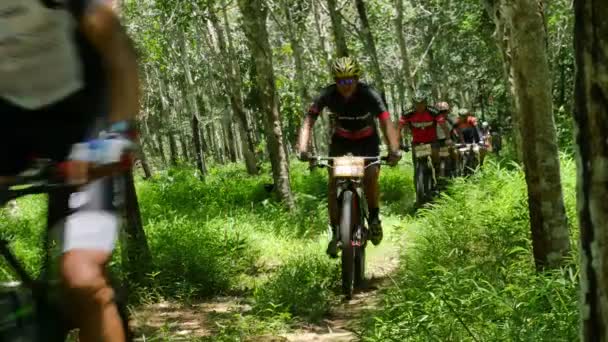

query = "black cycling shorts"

[0,91,119,253]
[0,90,104,176]
[329,134,381,159]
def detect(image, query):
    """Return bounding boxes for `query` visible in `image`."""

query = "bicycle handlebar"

[0,161,130,205]
[304,155,389,170]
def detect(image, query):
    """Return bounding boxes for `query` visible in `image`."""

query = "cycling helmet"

[458,108,469,117]
[482,121,489,129]
[436,101,450,112]
[331,57,362,78]
[412,90,430,104]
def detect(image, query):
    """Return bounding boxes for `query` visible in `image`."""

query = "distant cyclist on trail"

[0,1,140,341]
[296,56,402,257]
[398,93,451,185]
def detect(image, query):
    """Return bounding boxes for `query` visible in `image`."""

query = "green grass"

[0,154,581,341]
[361,156,579,341]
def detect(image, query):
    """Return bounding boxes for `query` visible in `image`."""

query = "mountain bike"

[456,143,480,176]
[308,154,388,299]
[0,160,133,341]
[407,143,436,206]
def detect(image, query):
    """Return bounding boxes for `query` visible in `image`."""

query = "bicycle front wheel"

[340,190,355,299]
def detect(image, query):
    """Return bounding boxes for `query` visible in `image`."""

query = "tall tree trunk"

[121,169,152,288]
[155,134,167,165]
[168,134,178,166]
[179,135,190,162]
[207,7,259,174]
[500,0,570,270]
[326,0,349,57]
[281,0,310,107]
[573,1,608,339]
[177,27,207,174]
[484,0,524,161]
[395,0,416,100]
[313,0,332,74]
[354,0,384,93]
[238,0,295,210]
[223,117,238,163]
[138,148,153,179]
[191,114,207,177]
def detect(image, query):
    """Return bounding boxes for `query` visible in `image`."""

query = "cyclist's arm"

[368,89,399,152]
[436,115,451,139]
[378,117,400,153]
[297,91,328,154]
[80,2,140,123]
[398,114,410,146]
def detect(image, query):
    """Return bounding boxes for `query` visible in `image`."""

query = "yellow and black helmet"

[331,57,362,79]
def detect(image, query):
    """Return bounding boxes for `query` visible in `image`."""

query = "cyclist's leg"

[328,170,339,228]
[42,93,126,342]
[327,136,343,257]
[363,164,380,214]
[48,178,125,342]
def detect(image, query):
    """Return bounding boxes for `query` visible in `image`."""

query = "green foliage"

[253,248,340,322]
[0,196,47,281]
[362,159,579,341]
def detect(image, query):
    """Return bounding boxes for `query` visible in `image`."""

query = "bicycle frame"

[0,161,133,341]
[309,155,383,298]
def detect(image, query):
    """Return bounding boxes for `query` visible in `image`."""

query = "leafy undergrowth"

[362,156,579,341]
[1,157,414,333]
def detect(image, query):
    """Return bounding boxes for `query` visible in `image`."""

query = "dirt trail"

[280,231,401,342]
[131,221,404,342]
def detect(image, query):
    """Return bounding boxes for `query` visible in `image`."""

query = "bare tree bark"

[484,0,524,161]
[326,0,349,57]
[499,0,570,270]
[573,0,608,339]
[238,0,295,210]
[121,169,152,288]
[354,0,384,93]
[191,113,207,177]
[207,7,259,174]
[395,0,416,99]
[177,27,207,176]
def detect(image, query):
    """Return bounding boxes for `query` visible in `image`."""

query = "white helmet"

[482,121,489,128]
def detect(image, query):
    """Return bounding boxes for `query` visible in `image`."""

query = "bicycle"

[405,143,436,206]
[307,154,388,299]
[0,160,133,341]
[456,143,480,176]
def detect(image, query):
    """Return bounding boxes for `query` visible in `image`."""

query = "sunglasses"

[336,78,356,86]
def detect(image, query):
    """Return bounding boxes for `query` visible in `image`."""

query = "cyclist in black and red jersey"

[399,93,452,170]
[297,56,402,257]
[0,1,139,341]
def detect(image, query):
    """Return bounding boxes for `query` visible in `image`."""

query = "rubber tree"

[491,0,570,270]
[238,0,295,210]
[573,0,608,339]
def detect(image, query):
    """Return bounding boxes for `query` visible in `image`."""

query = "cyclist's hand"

[66,121,138,184]
[387,150,402,167]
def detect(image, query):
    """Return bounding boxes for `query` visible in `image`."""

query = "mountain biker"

[455,109,484,165]
[398,93,448,184]
[434,101,457,173]
[0,1,140,341]
[296,56,402,257]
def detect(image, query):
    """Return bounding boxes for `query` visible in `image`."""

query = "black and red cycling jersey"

[455,116,481,143]
[399,107,443,144]
[307,83,390,140]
